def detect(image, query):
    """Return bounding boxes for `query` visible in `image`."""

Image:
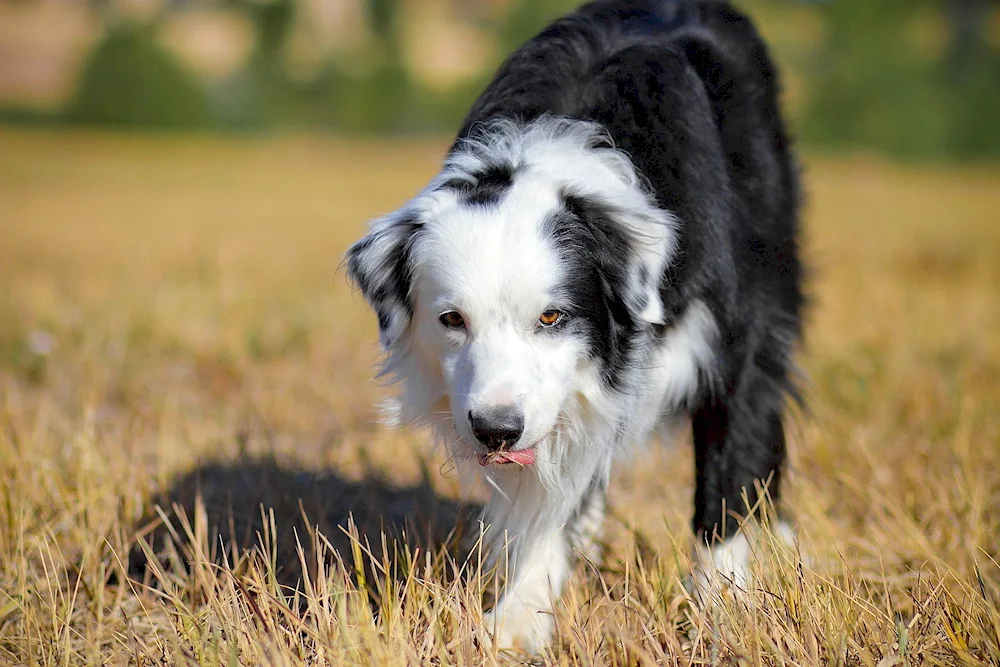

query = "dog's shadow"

[127,455,482,592]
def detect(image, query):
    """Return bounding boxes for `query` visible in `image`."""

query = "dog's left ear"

[345,210,422,349]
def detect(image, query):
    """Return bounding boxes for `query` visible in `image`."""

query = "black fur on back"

[455,0,804,541]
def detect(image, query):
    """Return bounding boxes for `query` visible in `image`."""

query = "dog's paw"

[480,603,554,656]
[689,521,796,601]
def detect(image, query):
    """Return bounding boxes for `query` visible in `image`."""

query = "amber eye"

[439,311,466,329]
[538,310,565,328]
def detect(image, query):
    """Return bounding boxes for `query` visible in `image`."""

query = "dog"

[346,0,802,652]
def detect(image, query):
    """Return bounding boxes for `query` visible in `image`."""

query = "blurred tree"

[45,0,1000,156]
[943,0,1000,157]
[800,0,1000,159]
[67,3,210,129]
[801,0,944,158]
[346,0,419,131]
[366,0,402,43]
[945,0,996,70]
[225,0,299,127]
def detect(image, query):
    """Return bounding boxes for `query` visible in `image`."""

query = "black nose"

[468,407,524,451]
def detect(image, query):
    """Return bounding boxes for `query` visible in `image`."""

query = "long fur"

[345,0,802,652]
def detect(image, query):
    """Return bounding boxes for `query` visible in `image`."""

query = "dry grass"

[1,128,999,666]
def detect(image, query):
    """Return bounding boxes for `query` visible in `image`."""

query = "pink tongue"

[502,448,536,465]
[479,447,536,467]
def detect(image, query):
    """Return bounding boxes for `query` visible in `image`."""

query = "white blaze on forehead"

[413,184,565,323]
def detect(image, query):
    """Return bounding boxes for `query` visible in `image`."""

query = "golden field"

[1,129,998,665]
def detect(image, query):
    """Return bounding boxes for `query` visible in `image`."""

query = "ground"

[1,129,998,665]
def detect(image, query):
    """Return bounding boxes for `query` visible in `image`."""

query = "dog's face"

[346,120,677,474]
[410,180,591,466]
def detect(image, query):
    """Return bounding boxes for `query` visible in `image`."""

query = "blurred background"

[2,3,1000,663]
[1,0,999,159]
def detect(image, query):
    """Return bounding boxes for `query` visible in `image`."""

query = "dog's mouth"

[478,444,537,467]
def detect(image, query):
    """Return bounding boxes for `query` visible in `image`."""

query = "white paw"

[481,602,554,655]
[691,521,796,600]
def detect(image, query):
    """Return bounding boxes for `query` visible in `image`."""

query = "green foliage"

[214,0,299,129]
[50,0,1000,159]
[330,65,418,133]
[945,54,1000,159]
[328,0,416,132]
[248,0,295,59]
[364,0,404,43]
[67,24,210,129]
[799,0,1000,160]
[231,0,424,133]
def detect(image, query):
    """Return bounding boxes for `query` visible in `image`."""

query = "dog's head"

[346,119,677,481]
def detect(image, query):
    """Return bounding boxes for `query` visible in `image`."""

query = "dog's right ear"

[345,210,422,350]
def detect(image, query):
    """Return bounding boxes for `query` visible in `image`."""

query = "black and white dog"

[346,0,802,652]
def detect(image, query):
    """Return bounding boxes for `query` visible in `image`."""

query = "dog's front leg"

[689,340,795,591]
[480,472,609,653]
[482,526,569,653]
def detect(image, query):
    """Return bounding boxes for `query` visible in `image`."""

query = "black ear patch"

[345,212,423,348]
[544,192,638,390]
[545,190,671,390]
